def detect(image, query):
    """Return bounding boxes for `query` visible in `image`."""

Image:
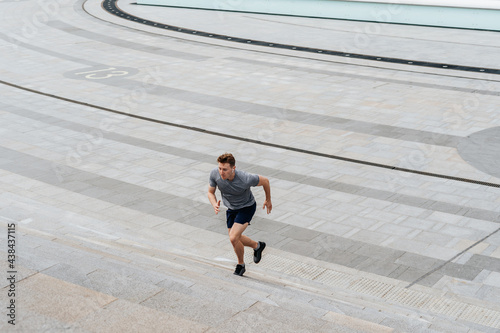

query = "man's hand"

[258,176,272,214]
[213,200,221,214]
[208,186,221,215]
[263,199,272,214]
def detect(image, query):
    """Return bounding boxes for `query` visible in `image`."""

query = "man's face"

[218,162,235,180]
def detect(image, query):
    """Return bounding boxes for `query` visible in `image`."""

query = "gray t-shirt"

[209,168,260,210]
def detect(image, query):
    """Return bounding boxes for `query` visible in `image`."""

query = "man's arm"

[207,186,221,214]
[257,176,272,214]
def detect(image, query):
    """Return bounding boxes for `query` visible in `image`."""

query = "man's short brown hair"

[217,153,235,167]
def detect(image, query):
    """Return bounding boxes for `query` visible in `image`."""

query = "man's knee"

[229,233,240,245]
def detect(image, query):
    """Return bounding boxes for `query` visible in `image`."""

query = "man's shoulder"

[235,170,259,184]
[209,168,220,184]
[235,169,249,178]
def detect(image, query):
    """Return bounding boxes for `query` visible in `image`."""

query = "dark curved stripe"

[103,0,500,75]
[1,78,499,188]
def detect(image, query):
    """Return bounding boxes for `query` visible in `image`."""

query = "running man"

[208,153,272,276]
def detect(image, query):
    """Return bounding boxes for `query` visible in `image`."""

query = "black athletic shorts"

[226,202,257,229]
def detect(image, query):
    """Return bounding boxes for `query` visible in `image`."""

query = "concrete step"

[8,218,498,332]
[6,223,399,332]
[1,270,211,332]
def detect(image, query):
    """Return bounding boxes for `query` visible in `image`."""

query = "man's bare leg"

[240,234,258,249]
[228,223,257,265]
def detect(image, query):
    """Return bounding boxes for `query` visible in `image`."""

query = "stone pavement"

[1,0,500,331]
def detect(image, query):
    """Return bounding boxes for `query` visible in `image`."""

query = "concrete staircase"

[3,216,496,332]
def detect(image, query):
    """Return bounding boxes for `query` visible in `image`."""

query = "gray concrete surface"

[1,0,500,331]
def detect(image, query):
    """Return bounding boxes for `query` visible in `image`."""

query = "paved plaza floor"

[1,0,500,331]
